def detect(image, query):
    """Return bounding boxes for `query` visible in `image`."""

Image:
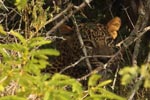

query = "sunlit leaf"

[28,37,52,46]
[121,74,132,85]
[88,74,101,87]
[72,81,82,94]
[28,40,51,48]
[140,64,147,78]
[51,73,70,81]
[10,30,26,44]
[97,88,126,100]
[3,43,26,50]
[144,79,150,88]
[97,80,112,87]
[44,91,50,100]
[31,49,60,56]
[0,84,4,92]
[0,96,26,100]
[15,0,27,11]
[0,24,6,35]
[52,90,74,100]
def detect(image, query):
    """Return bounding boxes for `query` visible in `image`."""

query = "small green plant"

[0,30,60,99]
[15,0,27,11]
[119,66,139,85]
[86,74,126,100]
[0,0,127,99]
[119,64,150,88]
[0,30,126,100]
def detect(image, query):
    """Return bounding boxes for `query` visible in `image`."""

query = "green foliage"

[140,64,150,88]
[0,32,126,99]
[0,96,26,100]
[0,0,127,99]
[0,25,6,35]
[15,0,27,11]
[119,66,139,85]
[87,74,126,100]
[30,0,49,32]
[119,64,150,88]
[0,30,60,99]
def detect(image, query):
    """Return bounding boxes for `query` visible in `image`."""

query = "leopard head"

[106,17,121,39]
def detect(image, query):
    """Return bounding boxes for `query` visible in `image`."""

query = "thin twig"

[122,5,135,29]
[132,38,141,66]
[107,0,114,17]
[0,0,9,11]
[59,55,113,73]
[77,24,150,82]
[44,3,73,26]
[72,15,92,71]
[111,65,119,90]
[46,0,93,35]
[77,65,105,81]
[107,26,150,69]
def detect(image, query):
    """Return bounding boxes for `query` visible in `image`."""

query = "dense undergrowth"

[0,0,150,100]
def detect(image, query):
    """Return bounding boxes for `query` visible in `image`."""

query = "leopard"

[46,17,121,78]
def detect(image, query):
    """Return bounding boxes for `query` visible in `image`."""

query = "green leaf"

[0,24,6,35]
[0,48,9,58]
[0,43,27,52]
[34,54,48,60]
[0,84,4,92]
[28,40,51,48]
[144,79,150,88]
[52,90,74,100]
[97,80,112,87]
[28,37,52,48]
[88,74,101,87]
[119,66,139,85]
[140,64,148,78]
[121,74,132,85]
[15,0,27,11]
[119,66,139,76]
[0,96,26,100]
[44,91,50,100]
[31,49,60,56]
[97,88,126,100]
[72,82,83,94]
[10,30,26,44]
[51,73,70,81]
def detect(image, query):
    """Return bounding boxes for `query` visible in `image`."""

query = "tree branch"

[46,0,93,36]
[106,0,150,68]
[72,16,93,71]
[59,55,113,73]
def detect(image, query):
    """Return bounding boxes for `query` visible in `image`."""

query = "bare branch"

[59,55,113,73]
[122,6,135,29]
[107,26,150,69]
[132,38,141,66]
[107,0,150,68]
[44,3,73,26]
[46,0,93,35]
[72,15,92,71]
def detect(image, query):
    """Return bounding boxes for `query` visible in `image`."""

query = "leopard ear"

[106,17,121,39]
[58,24,73,34]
